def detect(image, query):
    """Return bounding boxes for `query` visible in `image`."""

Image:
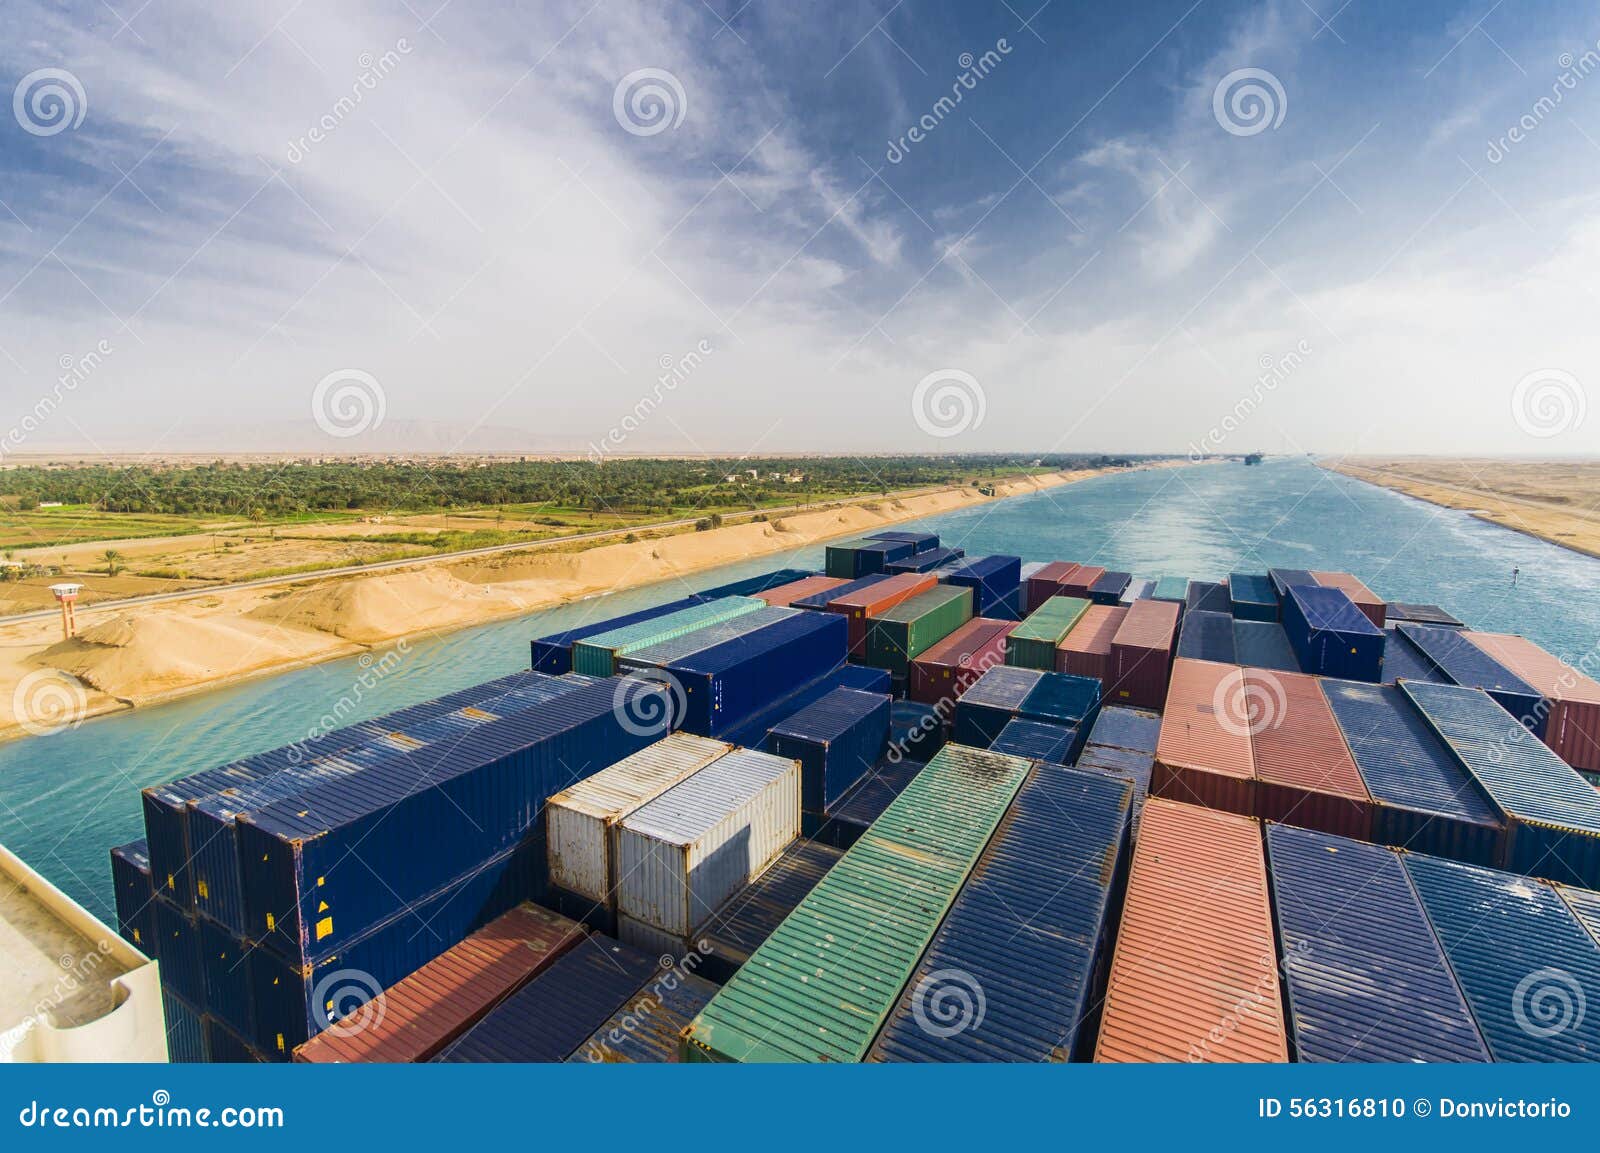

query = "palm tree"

[103,549,124,576]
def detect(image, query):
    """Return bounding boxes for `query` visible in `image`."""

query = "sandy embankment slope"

[0,469,1108,741]
[1327,458,1600,559]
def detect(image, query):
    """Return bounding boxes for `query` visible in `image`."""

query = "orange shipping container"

[1464,631,1600,774]
[1310,570,1385,628]
[1244,669,1372,839]
[824,572,936,657]
[756,575,847,608]
[1153,658,1255,815]
[1095,798,1288,1063]
[1056,604,1127,682]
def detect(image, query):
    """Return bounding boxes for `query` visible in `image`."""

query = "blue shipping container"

[888,700,945,765]
[953,666,1044,748]
[1404,851,1600,1061]
[1397,624,1545,736]
[1233,620,1300,672]
[868,766,1131,1061]
[163,991,205,1064]
[719,665,889,751]
[1265,824,1489,1062]
[765,687,891,812]
[811,758,926,850]
[154,898,203,1009]
[197,917,256,1044]
[1382,627,1447,685]
[1282,584,1385,683]
[110,839,154,955]
[1267,568,1317,600]
[940,555,1023,616]
[1186,580,1231,615]
[1085,706,1160,755]
[668,610,848,738]
[1089,570,1132,606]
[1075,744,1153,838]
[867,530,940,554]
[1176,610,1236,664]
[1402,680,1600,888]
[1017,672,1100,758]
[696,569,816,599]
[1228,572,1278,621]
[530,595,706,674]
[1320,679,1504,866]
[1388,602,1465,629]
[989,718,1077,765]
[886,546,965,574]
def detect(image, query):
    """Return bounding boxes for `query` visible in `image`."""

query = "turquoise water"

[4,458,1596,924]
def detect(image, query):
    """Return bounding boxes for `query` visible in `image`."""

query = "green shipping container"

[682,743,1032,1062]
[1153,575,1190,602]
[1005,596,1090,670]
[862,585,974,677]
[569,596,766,676]
[824,538,874,579]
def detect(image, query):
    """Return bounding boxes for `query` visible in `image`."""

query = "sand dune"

[0,470,1108,741]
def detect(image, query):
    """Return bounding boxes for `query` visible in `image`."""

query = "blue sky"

[1,0,1597,455]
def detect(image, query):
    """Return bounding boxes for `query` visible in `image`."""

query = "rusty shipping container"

[1465,630,1600,774]
[1245,669,1372,840]
[1109,598,1181,710]
[754,575,847,608]
[1153,659,1255,816]
[1095,798,1288,1063]
[908,617,1015,706]
[824,571,937,657]
[1311,570,1386,628]
[1025,561,1103,612]
[1056,604,1128,683]
[294,904,585,1063]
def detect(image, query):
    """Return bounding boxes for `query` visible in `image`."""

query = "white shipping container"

[546,733,731,905]
[614,748,800,937]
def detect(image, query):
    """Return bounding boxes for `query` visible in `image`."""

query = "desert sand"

[1328,458,1600,559]
[0,469,1120,741]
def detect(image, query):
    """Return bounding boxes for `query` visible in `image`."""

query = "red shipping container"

[1244,669,1372,839]
[756,575,847,608]
[1310,570,1385,628]
[908,617,1016,707]
[293,903,584,1063]
[1153,658,1255,816]
[1055,604,1128,682]
[1109,598,1181,709]
[1095,798,1287,1063]
[1465,631,1600,774]
[824,572,936,656]
[1024,561,1103,612]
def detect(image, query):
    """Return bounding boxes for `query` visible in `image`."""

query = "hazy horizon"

[3,1,1596,458]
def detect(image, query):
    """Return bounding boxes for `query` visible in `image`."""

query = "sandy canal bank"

[1326,458,1600,560]
[0,467,1130,742]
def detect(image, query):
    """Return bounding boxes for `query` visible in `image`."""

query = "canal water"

[4,458,1596,923]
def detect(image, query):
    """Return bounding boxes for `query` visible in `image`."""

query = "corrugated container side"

[197,917,255,1043]
[1006,596,1091,670]
[1109,599,1180,709]
[811,756,926,850]
[1176,610,1237,664]
[952,665,1044,747]
[570,596,767,676]
[866,529,940,554]
[717,664,888,751]
[1087,706,1161,754]
[1185,580,1231,614]
[568,973,720,1063]
[908,617,1015,706]
[1055,604,1127,683]
[1282,584,1385,683]
[1264,825,1489,1062]
[889,701,945,766]
[434,935,660,1062]
[868,766,1132,1062]
[545,733,732,906]
[1246,669,1372,840]
[683,745,1032,1063]
[1016,671,1101,757]
[1404,852,1600,1061]
[110,839,155,955]
[754,575,847,607]
[1402,679,1600,888]
[613,748,801,937]
[204,1017,264,1063]
[154,898,203,1009]
[940,555,1023,616]
[1227,573,1278,622]
[696,569,816,599]
[530,595,705,674]
[765,687,890,812]
[1232,620,1300,673]
[1095,798,1287,1062]
[1310,570,1386,627]
[1399,623,1545,735]
[695,840,844,982]
[989,718,1078,765]
[294,903,585,1063]
[824,571,937,657]
[789,572,890,610]
[1381,626,1447,685]
[671,610,849,737]
[1152,659,1255,816]
[863,584,974,677]
[885,546,965,574]
[1077,744,1154,839]
[1266,568,1316,600]
[1387,601,1465,628]
[1320,679,1504,866]
[1088,570,1133,606]
[163,992,205,1064]
[1465,631,1600,773]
